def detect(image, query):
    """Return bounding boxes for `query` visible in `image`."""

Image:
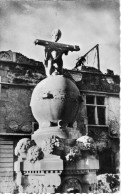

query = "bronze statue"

[34,29,80,76]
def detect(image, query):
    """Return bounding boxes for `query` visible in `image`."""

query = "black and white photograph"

[0,0,120,193]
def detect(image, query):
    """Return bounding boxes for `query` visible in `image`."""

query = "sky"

[0,0,120,74]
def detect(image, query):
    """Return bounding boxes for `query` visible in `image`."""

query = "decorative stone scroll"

[0,51,12,61]
[61,178,82,193]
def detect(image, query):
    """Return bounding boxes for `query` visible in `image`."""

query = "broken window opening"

[86,95,95,104]
[86,95,106,125]
[87,106,95,125]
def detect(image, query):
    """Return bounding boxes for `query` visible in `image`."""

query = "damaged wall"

[0,50,45,84]
[0,51,46,134]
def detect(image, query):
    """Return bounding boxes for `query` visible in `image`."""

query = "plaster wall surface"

[108,96,120,134]
[0,87,34,134]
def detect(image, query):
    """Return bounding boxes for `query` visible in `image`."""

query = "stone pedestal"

[14,75,99,193]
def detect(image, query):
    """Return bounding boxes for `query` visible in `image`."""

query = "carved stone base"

[15,155,63,193]
[14,131,99,193]
[24,173,61,193]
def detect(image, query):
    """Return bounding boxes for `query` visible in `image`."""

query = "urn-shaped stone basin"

[30,75,80,126]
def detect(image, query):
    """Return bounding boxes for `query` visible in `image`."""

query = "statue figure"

[75,56,86,69]
[34,29,80,77]
[45,29,64,76]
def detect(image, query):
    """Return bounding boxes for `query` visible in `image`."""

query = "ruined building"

[0,50,120,193]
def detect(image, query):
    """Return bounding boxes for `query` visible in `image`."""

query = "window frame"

[85,94,108,126]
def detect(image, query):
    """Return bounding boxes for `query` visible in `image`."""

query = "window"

[86,95,106,125]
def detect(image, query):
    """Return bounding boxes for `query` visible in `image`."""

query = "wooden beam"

[0,167,13,172]
[0,153,13,158]
[0,149,13,154]
[0,158,13,163]
[97,44,100,70]
[0,145,13,149]
[0,163,13,167]
[0,141,13,145]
